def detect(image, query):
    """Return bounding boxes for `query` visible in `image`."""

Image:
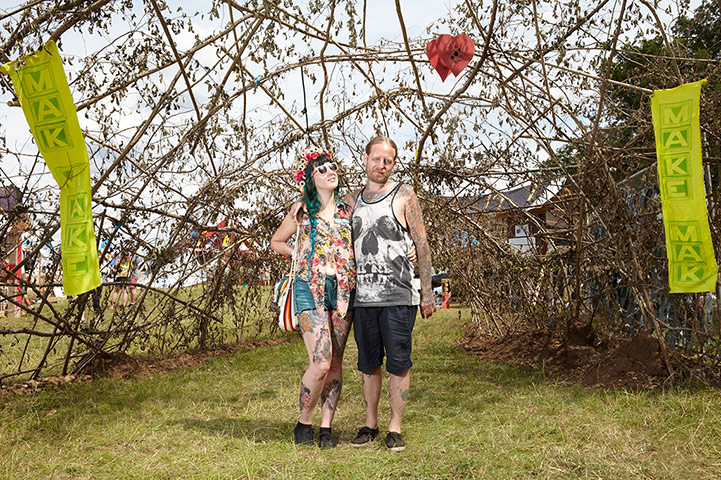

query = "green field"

[2,307,720,479]
[1,284,275,381]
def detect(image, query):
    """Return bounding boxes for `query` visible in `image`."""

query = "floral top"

[295,201,356,317]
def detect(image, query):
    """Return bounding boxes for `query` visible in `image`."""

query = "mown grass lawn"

[2,307,720,479]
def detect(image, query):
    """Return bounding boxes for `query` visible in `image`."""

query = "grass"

[2,307,720,479]
[1,285,275,381]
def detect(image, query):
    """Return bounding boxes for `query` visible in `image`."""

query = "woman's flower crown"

[293,148,333,183]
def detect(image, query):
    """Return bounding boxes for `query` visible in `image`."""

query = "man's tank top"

[352,183,419,307]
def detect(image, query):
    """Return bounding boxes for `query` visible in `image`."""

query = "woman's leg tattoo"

[320,378,342,411]
[298,308,332,423]
[299,382,312,414]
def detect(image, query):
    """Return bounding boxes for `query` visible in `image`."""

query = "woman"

[110,251,133,309]
[270,149,355,449]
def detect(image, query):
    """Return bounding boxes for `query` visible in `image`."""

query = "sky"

[0,0,464,286]
[1,1,702,215]
[0,0,704,289]
[1,0,460,170]
[1,0,696,170]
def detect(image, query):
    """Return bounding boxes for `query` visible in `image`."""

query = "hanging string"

[300,65,310,141]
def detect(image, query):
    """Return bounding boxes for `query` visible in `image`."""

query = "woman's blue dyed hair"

[298,153,341,263]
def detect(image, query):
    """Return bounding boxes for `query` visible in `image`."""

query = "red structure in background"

[1,185,28,317]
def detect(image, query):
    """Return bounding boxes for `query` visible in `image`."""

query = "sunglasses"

[312,162,338,176]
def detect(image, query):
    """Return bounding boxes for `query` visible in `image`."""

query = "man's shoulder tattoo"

[397,183,417,200]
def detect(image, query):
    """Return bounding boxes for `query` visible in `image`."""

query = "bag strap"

[288,222,301,278]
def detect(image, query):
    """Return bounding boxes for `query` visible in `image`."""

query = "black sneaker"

[318,430,337,449]
[350,426,379,447]
[293,423,315,446]
[385,431,406,452]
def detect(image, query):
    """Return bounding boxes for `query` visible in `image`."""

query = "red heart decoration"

[426,34,475,80]
[426,38,451,81]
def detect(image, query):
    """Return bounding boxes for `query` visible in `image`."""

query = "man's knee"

[362,366,382,376]
[389,368,410,378]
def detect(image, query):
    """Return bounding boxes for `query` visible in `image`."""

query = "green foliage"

[606,0,720,125]
[672,0,721,60]
[606,36,667,121]
[549,0,721,182]
[535,142,582,184]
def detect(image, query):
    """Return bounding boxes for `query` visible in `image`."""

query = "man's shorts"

[354,305,417,375]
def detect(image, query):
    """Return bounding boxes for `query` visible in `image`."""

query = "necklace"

[318,202,336,222]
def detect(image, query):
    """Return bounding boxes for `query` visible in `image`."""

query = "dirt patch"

[0,374,94,397]
[0,337,295,398]
[460,327,562,370]
[459,321,669,389]
[580,330,666,388]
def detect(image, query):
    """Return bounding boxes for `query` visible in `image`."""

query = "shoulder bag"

[273,223,301,332]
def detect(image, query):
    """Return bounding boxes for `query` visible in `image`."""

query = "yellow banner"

[651,80,718,293]
[1,41,101,296]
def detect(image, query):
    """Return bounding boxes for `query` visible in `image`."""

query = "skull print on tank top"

[352,183,420,307]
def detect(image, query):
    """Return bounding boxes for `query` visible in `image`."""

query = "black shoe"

[293,423,315,446]
[318,429,337,449]
[385,431,406,452]
[350,426,379,447]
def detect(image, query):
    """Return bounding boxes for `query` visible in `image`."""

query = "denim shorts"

[353,305,418,375]
[295,275,355,313]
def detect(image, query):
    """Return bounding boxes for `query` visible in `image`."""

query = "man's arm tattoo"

[343,188,361,211]
[401,185,433,303]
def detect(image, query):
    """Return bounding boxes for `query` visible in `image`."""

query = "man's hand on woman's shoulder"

[289,200,306,222]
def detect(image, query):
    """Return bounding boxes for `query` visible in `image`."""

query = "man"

[345,136,435,452]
